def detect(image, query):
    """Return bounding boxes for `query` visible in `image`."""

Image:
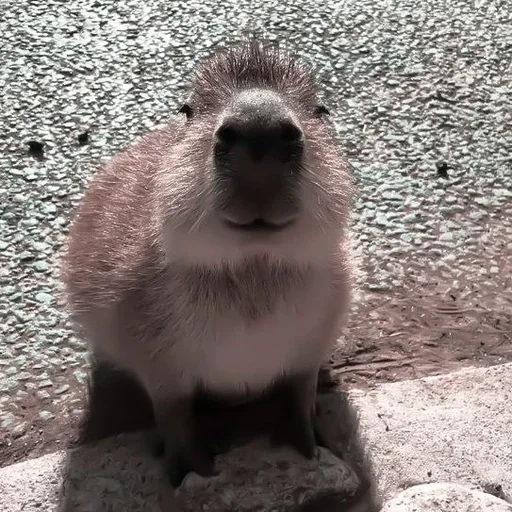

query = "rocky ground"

[0,0,511,468]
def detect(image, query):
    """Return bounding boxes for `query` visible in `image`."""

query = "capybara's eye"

[178,103,193,119]
[314,105,330,117]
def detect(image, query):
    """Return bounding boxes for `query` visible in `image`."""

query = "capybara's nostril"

[280,120,303,143]
[215,124,238,147]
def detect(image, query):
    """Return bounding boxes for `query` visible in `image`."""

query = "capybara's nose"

[214,89,304,164]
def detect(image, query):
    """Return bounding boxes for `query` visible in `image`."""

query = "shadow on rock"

[300,385,382,512]
[56,359,166,511]
[56,360,381,511]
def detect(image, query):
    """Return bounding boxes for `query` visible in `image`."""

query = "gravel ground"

[0,0,511,466]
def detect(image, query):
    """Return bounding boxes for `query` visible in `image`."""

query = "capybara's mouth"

[225,217,294,233]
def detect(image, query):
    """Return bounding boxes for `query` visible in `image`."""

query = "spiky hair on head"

[188,39,320,111]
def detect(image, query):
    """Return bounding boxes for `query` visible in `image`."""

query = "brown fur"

[61,39,354,489]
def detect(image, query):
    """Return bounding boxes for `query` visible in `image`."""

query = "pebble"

[33,261,49,272]
[442,221,459,231]
[54,384,70,395]
[42,203,57,215]
[439,232,454,241]
[495,188,512,198]
[3,285,16,295]
[38,410,55,421]
[1,412,16,428]
[35,292,54,304]
[375,212,389,227]
[367,282,391,292]
[12,310,28,322]
[32,241,50,252]
[382,191,403,202]
[73,371,87,384]
[474,197,491,207]
[11,421,29,437]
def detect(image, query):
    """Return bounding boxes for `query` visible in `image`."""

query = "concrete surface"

[1,362,511,511]
[2,0,511,445]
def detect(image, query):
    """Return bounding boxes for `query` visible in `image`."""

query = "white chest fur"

[166,263,336,395]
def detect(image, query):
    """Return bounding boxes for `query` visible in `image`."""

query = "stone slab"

[1,363,511,511]
[351,363,512,503]
[381,483,512,511]
[0,435,359,512]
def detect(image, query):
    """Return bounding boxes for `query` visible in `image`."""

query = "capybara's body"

[62,40,354,487]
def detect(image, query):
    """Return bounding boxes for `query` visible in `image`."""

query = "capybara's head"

[156,40,353,268]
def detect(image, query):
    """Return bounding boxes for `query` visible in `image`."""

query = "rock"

[382,482,512,511]
[351,364,512,502]
[177,441,360,511]
[0,433,361,512]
